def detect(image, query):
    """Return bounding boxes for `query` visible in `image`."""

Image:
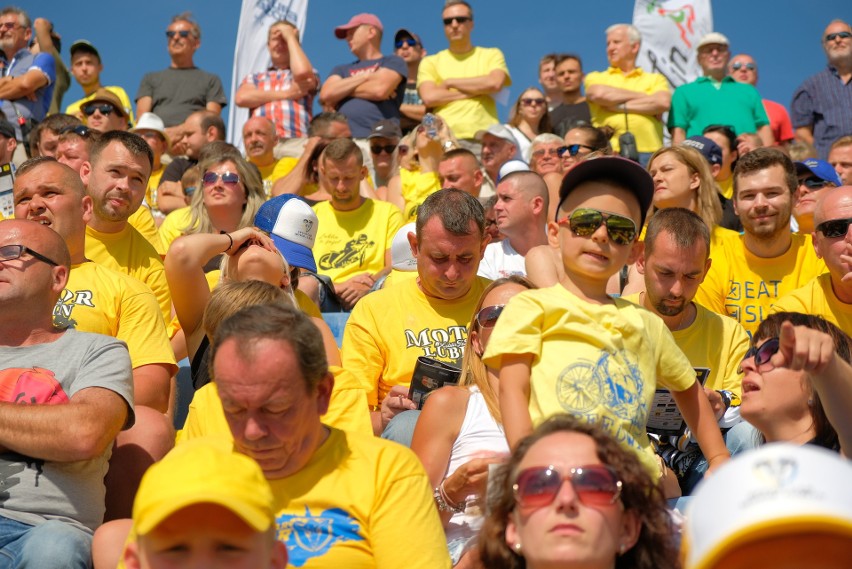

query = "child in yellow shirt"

[483,156,729,475]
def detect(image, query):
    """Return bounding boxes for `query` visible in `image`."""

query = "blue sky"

[29,0,850,128]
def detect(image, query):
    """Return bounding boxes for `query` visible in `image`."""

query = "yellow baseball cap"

[133,438,275,535]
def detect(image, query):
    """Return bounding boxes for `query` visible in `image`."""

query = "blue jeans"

[0,516,92,569]
[381,410,421,447]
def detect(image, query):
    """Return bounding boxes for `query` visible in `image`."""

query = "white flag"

[633,0,713,90]
[227,0,309,150]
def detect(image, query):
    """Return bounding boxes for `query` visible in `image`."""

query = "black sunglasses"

[825,31,852,42]
[556,208,637,245]
[742,337,780,369]
[799,177,831,191]
[557,144,596,158]
[81,104,116,117]
[443,16,472,25]
[60,125,93,137]
[370,144,396,155]
[166,30,192,39]
[730,62,756,72]
[0,244,59,267]
[395,39,418,49]
[816,217,852,238]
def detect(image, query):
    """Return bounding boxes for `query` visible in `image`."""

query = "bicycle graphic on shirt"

[318,234,375,271]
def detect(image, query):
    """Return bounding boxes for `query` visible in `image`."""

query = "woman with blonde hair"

[506,87,553,160]
[411,276,536,566]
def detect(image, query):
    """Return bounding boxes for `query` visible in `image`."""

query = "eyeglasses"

[370,144,396,155]
[556,208,637,246]
[0,22,22,31]
[60,125,93,138]
[825,31,852,42]
[202,171,241,188]
[443,16,472,26]
[532,147,561,159]
[0,244,59,267]
[81,104,116,117]
[521,98,546,107]
[557,144,596,158]
[799,177,831,191]
[742,337,780,371]
[475,304,505,328]
[731,62,756,71]
[513,465,622,509]
[816,217,852,238]
[395,39,418,49]
[166,30,192,39]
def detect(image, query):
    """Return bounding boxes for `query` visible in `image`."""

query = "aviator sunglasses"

[475,305,505,329]
[513,464,623,509]
[166,30,192,39]
[556,208,637,246]
[202,171,241,188]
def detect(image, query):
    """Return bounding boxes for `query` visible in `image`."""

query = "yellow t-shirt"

[400,168,441,221]
[64,85,136,126]
[695,233,826,337]
[158,207,194,253]
[417,46,511,140]
[482,285,697,474]
[584,67,669,153]
[253,157,299,198]
[57,262,176,369]
[771,273,852,335]
[622,294,748,398]
[179,367,372,442]
[718,176,734,200]
[127,205,165,256]
[343,276,491,406]
[85,224,172,325]
[312,199,404,284]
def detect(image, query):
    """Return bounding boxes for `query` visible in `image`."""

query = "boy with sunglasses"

[483,156,729,477]
[773,185,852,334]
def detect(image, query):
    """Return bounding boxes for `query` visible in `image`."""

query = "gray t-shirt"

[136,66,228,127]
[329,55,407,138]
[0,329,133,532]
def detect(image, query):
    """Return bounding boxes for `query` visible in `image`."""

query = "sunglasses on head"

[443,16,472,25]
[731,62,756,72]
[513,465,622,510]
[557,144,596,158]
[816,217,852,238]
[799,176,831,190]
[742,337,780,370]
[826,31,852,42]
[166,30,192,39]
[521,98,546,107]
[0,244,59,267]
[370,144,396,155]
[475,304,505,328]
[60,125,93,137]
[202,171,241,187]
[82,104,115,117]
[557,208,637,245]
[395,38,418,49]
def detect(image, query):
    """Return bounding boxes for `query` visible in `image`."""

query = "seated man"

[0,219,133,568]
[342,189,489,434]
[312,138,404,310]
[792,158,840,234]
[243,116,298,194]
[28,113,80,158]
[78,88,129,133]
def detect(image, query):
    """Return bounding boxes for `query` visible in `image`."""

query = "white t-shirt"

[477,239,527,280]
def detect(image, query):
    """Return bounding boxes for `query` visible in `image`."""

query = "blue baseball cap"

[254,194,318,272]
[682,136,723,166]
[794,159,841,186]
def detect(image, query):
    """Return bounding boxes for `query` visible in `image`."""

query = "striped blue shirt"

[791,65,852,159]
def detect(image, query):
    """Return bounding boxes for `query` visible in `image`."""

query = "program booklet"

[0,163,14,219]
[646,367,710,437]
[408,356,461,409]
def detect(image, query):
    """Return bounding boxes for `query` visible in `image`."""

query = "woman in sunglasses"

[727,312,852,456]
[506,88,554,161]
[560,124,613,170]
[479,414,679,569]
[410,276,536,566]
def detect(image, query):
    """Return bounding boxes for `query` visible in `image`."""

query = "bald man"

[728,53,794,146]
[243,115,298,193]
[773,185,852,333]
[0,218,133,568]
[13,157,175,520]
[477,170,549,279]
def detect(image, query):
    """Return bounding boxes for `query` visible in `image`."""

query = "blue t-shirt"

[0,49,55,135]
[329,55,407,138]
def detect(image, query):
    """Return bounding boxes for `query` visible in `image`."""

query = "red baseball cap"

[334,13,383,39]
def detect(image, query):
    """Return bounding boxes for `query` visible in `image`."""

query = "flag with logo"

[633,0,713,90]
[227,0,309,150]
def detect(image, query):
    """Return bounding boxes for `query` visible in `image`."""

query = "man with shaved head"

[477,170,549,279]
[0,218,133,567]
[242,115,297,193]
[13,157,175,520]
[773,185,852,333]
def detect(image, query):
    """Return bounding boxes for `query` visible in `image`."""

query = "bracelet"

[717,390,733,410]
[221,231,233,253]
[434,481,465,514]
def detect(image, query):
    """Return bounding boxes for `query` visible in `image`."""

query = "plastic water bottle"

[423,113,438,139]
